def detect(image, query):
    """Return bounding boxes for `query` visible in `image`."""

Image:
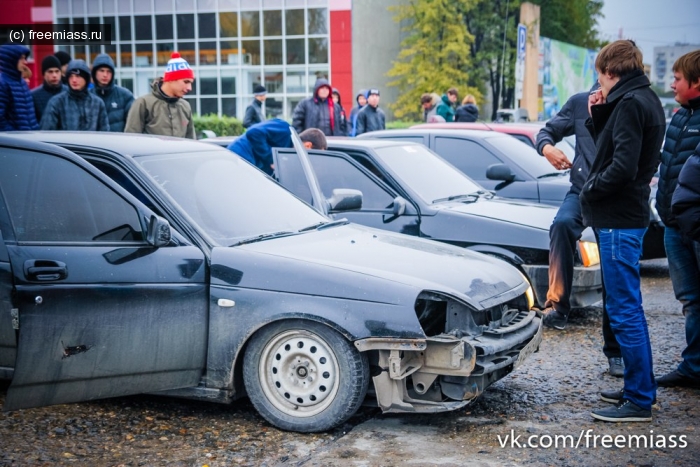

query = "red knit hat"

[163,52,194,82]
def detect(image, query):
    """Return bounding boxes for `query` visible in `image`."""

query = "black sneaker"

[591,399,652,422]
[600,389,657,407]
[608,357,624,377]
[656,370,700,389]
[542,308,567,330]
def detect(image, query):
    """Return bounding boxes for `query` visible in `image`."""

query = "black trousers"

[546,189,621,358]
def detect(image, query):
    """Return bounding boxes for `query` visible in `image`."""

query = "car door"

[0,144,208,410]
[0,227,16,380]
[430,135,540,202]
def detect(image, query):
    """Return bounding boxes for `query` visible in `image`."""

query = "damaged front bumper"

[355,310,543,413]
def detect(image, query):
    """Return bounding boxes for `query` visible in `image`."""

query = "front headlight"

[579,241,600,267]
[525,284,535,310]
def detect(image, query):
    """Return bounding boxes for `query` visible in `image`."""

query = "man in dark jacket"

[31,55,67,122]
[292,78,344,137]
[54,51,71,85]
[227,118,327,175]
[355,89,385,136]
[655,49,700,389]
[90,53,134,132]
[40,59,109,131]
[243,85,266,128]
[672,142,700,242]
[0,44,40,131]
[582,40,665,423]
[349,89,366,137]
[535,83,624,377]
[331,88,348,136]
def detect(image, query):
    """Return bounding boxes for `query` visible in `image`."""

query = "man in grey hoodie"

[90,54,134,132]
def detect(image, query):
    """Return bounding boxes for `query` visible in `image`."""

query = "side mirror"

[392,196,406,216]
[198,129,217,139]
[146,215,172,247]
[486,163,516,182]
[327,188,363,212]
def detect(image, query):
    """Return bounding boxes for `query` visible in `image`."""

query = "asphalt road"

[1,258,698,466]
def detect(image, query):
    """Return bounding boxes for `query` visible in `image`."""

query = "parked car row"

[366,124,666,259]
[0,131,545,433]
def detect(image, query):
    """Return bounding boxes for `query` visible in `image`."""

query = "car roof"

[3,131,224,156]
[326,138,432,151]
[362,128,512,140]
[410,122,545,138]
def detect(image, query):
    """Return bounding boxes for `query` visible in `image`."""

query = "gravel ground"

[1,258,698,466]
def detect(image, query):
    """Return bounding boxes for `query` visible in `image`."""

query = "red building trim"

[329,8,352,115]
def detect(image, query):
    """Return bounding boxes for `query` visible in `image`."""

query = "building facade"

[50,0,354,120]
[653,43,700,92]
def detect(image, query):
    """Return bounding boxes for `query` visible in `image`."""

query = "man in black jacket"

[655,49,700,389]
[292,78,344,137]
[535,84,624,378]
[31,55,67,122]
[90,53,134,132]
[243,85,266,129]
[582,40,665,423]
[355,89,385,136]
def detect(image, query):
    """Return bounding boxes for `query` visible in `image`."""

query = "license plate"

[514,319,543,369]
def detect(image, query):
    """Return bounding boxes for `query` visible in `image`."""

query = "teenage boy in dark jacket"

[535,84,624,378]
[31,55,67,122]
[243,85,267,128]
[0,44,40,131]
[292,78,344,137]
[41,59,109,131]
[672,142,700,242]
[582,40,665,423]
[355,89,385,136]
[655,49,700,389]
[90,53,134,132]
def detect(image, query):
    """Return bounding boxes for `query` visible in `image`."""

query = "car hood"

[434,195,556,230]
[538,176,571,203]
[211,223,528,309]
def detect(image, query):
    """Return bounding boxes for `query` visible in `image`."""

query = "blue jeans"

[664,227,700,379]
[596,228,656,409]
[547,191,620,358]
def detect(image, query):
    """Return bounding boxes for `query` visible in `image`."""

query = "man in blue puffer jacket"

[90,53,134,132]
[656,49,700,390]
[0,44,40,131]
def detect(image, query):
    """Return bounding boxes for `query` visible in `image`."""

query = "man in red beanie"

[125,52,195,138]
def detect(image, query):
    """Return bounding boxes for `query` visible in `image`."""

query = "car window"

[511,134,534,146]
[433,137,503,180]
[309,154,394,210]
[135,150,326,245]
[0,149,143,243]
[376,135,426,145]
[372,144,483,204]
[484,134,565,177]
[274,150,314,206]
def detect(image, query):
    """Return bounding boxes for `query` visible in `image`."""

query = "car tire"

[243,319,369,432]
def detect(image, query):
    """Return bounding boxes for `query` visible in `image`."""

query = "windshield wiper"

[230,231,296,247]
[432,193,480,204]
[298,218,349,232]
[538,171,569,179]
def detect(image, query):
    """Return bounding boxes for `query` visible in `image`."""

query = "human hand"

[588,89,604,116]
[542,144,572,170]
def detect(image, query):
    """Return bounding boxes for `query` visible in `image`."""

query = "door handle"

[24,260,68,281]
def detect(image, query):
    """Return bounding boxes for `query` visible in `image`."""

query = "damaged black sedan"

[0,132,541,433]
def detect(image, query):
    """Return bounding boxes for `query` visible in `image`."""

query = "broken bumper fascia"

[354,311,543,413]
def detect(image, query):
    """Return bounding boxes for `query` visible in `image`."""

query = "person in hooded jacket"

[455,94,479,122]
[331,88,348,136]
[292,78,344,137]
[227,118,327,176]
[435,87,458,122]
[124,52,195,139]
[355,89,386,136]
[40,59,109,131]
[31,55,67,122]
[0,44,40,131]
[349,89,367,137]
[90,53,134,132]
